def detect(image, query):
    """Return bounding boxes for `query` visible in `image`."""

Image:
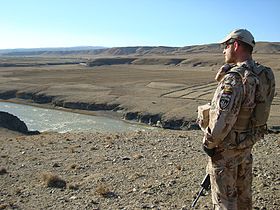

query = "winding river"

[0,102,154,133]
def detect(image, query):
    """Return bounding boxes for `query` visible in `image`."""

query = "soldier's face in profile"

[223,41,236,64]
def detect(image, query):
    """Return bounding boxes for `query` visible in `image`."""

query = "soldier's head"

[220,29,255,64]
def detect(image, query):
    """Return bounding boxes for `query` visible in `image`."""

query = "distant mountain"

[0,42,279,56]
[253,42,280,54]
[96,42,280,55]
[0,46,107,55]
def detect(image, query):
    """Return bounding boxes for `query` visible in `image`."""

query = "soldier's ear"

[233,41,240,51]
[233,41,239,51]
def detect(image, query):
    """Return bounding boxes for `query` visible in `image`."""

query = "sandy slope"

[0,129,279,210]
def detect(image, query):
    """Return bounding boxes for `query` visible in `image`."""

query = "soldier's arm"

[203,73,243,149]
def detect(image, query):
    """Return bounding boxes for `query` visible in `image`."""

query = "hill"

[0,46,106,56]
[0,42,279,56]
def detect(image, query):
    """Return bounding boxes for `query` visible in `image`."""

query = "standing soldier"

[200,29,275,209]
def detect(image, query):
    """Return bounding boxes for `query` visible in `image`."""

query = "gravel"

[0,129,279,210]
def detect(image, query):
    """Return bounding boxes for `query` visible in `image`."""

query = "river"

[0,102,154,133]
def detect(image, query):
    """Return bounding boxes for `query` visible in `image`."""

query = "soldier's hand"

[202,145,215,157]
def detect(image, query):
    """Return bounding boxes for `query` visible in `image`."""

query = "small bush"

[42,172,66,188]
[0,204,8,209]
[176,165,182,171]
[95,184,118,198]
[95,185,110,197]
[69,164,77,169]
[0,167,7,175]
[69,183,80,190]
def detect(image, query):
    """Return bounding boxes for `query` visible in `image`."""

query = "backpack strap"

[226,67,247,101]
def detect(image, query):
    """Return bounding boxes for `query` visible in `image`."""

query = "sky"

[1,0,280,49]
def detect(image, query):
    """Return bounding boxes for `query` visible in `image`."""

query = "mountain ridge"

[0,42,279,56]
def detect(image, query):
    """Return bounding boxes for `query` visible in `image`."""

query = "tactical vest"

[230,63,275,132]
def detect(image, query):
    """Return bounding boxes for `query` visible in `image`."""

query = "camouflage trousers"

[206,147,253,210]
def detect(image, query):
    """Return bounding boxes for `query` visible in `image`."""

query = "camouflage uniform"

[203,60,260,210]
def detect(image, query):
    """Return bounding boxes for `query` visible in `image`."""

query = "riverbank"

[2,97,280,135]
[1,101,155,134]
[0,129,279,209]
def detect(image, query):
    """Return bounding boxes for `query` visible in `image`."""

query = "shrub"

[42,172,66,188]
[0,167,7,175]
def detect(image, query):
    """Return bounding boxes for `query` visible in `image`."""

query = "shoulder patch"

[219,94,231,110]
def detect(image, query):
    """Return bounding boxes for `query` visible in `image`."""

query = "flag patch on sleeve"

[223,84,233,94]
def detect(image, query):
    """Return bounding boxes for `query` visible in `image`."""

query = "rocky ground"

[0,128,279,210]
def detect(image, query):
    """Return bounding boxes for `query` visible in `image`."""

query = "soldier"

[201,29,275,209]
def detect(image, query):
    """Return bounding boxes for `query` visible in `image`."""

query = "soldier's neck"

[236,55,252,66]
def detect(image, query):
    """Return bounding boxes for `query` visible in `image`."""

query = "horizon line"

[0,41,279,51]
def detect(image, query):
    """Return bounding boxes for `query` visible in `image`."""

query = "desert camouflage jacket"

[203,60,258,149]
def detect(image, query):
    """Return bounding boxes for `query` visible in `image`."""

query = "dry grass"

[95,184,117,198]
[42,172,66,188]
[0,204,8,210]
[0,167,7,175]
[68,183,80,190]
[176,164,182,171]
[69,164,78,170]
[95,185,110,197]
[132,153,144,159]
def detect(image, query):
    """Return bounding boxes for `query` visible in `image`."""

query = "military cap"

[220,29,255,48]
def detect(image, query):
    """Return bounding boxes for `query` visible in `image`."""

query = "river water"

[0,102,154,133]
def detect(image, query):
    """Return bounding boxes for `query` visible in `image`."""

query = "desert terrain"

[0,46,280,128]
[0,129,279,209]
[0,43,280,209]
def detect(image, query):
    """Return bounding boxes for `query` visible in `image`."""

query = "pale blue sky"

[1,0,279,49]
